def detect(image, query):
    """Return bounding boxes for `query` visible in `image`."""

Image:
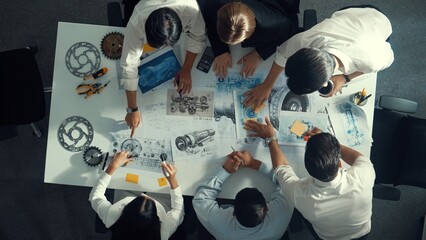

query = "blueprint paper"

[109,130,173,173]
[169,118,220,162]
[327,102,373,147]
[277,111,328,146]
[233,89,270,139]
[166,88,214,118]
[214,71,264,139]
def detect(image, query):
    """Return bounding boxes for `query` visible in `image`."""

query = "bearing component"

[65,42,101,77]
[175,129,215,151]
[101,32,124,60]
[83,146,103,167]
[121,138,142,158]
[58,116,94,152]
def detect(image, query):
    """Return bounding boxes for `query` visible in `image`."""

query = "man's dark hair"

[286,48,335,95]
[304,133,341,182]
[110,196,161,240]
[145,7,182,49]
[234,188,267,227]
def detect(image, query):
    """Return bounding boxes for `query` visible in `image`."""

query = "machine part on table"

[175,129,215,151]
[269,87,310,129]
[170,94,209,115]
[83,146,103,167]
[101,32,124,60]
[76,80,111,99]
[121,138,142,158]
[58,116,94,152]
[65,42,101,77]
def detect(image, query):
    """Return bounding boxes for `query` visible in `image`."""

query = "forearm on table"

[125,90,138,108]
[263,63,285,89]
[181,51,197,73]
[269,140,289,169]
[340,144,363,166]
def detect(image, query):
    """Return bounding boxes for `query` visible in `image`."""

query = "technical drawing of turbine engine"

[175,129,216,153]
[214,99,235,123]
[269,87,311,129]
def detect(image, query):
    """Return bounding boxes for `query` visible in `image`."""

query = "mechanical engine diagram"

[166,88,214,118]
[170,120,219,162]
[110,132,173,173]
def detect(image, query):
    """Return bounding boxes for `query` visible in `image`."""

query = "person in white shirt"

[243,6,393,109]
[89,151,184,239]
[121,0,206,137]
[244,118,376,240]
[193,150,294,240]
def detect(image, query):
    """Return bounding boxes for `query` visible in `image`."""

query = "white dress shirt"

[193,164,294,240]
[120,0,206,91]
[274,156,375,240]
[275,7,394,75]
[89,171,184,239]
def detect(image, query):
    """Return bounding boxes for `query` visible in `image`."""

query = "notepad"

[125,173,139,184]
[290,120,308,137]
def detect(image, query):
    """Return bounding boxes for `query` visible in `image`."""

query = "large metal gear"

[101,32,124,60]
[83,146,103,167]
[58,116,94,152]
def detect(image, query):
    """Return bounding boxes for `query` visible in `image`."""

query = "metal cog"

[83,146,103,167]
[101,32,124,60]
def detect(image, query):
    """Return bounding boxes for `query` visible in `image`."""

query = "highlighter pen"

[160,153,170,177]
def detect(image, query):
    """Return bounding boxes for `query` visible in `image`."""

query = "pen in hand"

[160,153,170,177]
[175,74,182,98]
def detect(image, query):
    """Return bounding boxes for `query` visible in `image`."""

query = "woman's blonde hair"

[217,2,256,45]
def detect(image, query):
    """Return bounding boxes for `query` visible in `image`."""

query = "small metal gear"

[83,146,103,167]
[101,32,124,60]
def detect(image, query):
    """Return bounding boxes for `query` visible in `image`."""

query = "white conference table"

[44,22,376,199]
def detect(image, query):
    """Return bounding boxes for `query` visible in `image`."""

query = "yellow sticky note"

[157,177,168,187]
[125,173,139,184]
[290,120,308,137]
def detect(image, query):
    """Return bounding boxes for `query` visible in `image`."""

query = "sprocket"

[101,32,124,60]
[83,146,103,167]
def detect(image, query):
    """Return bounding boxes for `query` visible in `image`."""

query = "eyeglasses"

[318,80,334,97]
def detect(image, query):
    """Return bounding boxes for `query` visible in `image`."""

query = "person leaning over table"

[89,151,184,239]
[192,150,294,240]
[120,0,206,137]
[244,118,376,240]
[243,5,394,110]
[196,0,300,79]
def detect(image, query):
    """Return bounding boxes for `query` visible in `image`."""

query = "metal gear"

[101,32,124,60]
[83,146,103,167]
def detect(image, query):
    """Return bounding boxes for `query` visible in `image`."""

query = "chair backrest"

[371,95,425,189]
[0,48,45,126]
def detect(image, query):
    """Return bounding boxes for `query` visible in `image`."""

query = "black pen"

[358,94,372,105]
[102,152,109,171]
[231,146,235,152]
[175,74,182,98]
[160,153,170,177]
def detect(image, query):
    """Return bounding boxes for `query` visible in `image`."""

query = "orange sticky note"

[290,120,308,137]
[125,173,139,184]
[157,177,168,187]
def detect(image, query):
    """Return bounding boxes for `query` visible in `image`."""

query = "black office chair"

[371,95,426,201]
[0,47,48,140]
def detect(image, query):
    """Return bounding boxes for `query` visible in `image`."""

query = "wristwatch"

[126,107,139,113]
[263,136,277,147]
[343,74,351,83]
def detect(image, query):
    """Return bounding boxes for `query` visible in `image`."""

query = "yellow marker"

[361,88,367,97]
[158,177,168,187]
[125,173,139,184]
[290,120,308,137]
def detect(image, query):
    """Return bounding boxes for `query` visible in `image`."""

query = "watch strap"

[263,136,278,147]
[126,107,139,113]
[343,74,351,83]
